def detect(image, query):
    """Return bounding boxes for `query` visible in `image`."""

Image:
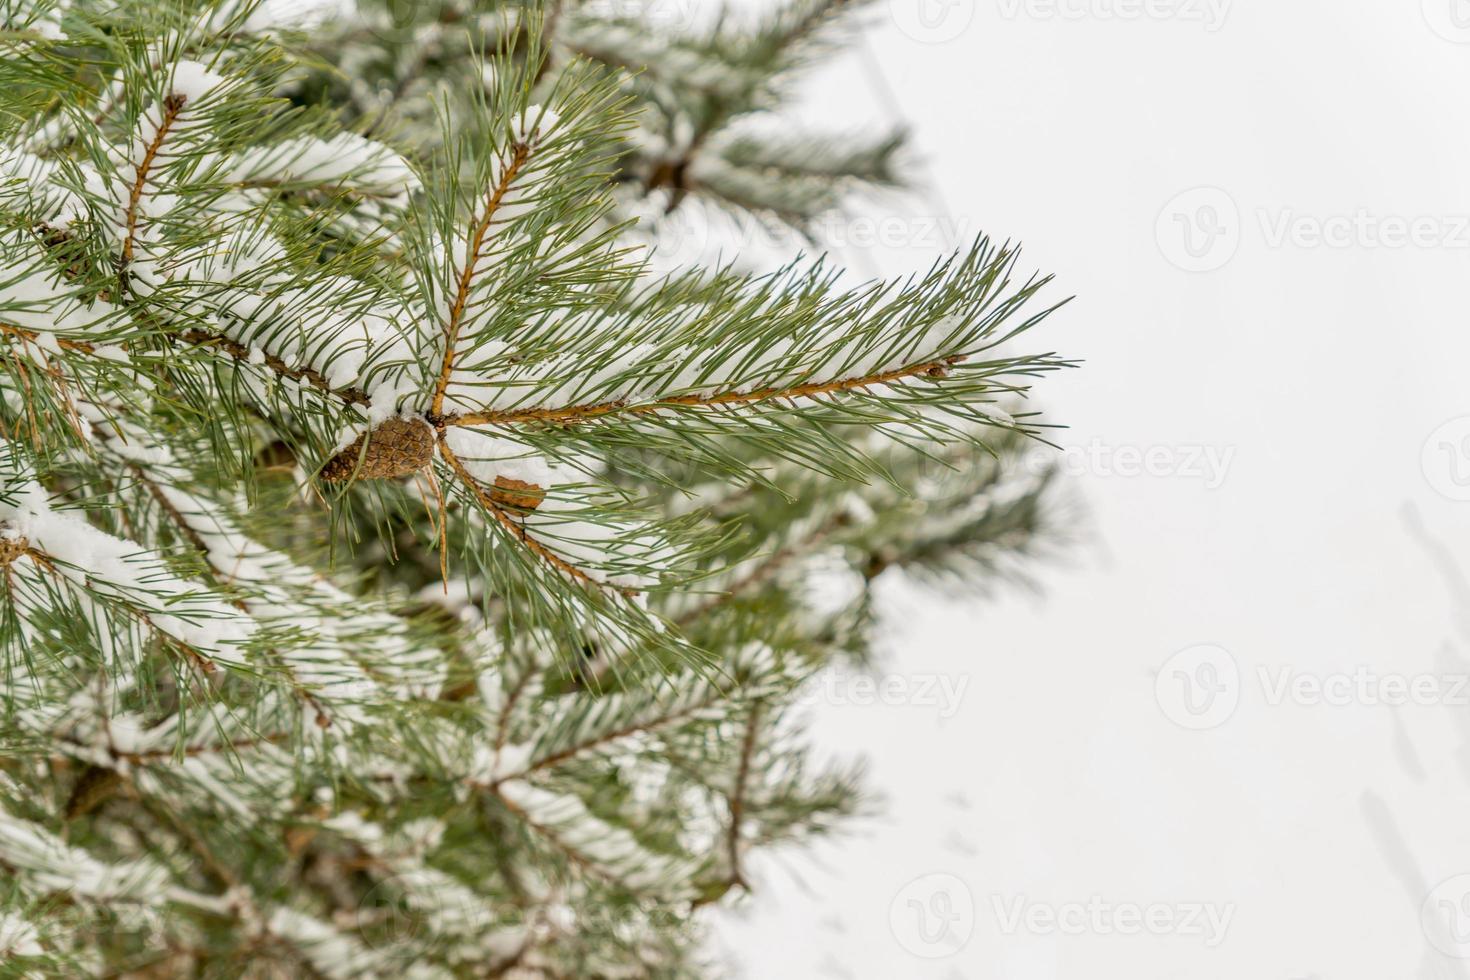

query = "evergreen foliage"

[0,0,1069,974]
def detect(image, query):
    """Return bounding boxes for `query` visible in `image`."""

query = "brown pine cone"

[320,417,435,482]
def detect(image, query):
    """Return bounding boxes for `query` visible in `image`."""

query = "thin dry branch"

[726,702,761,891]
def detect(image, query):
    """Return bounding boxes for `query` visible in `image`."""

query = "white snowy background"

[697,0,1470,977]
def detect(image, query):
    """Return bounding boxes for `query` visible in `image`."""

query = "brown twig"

[493,789,629,888]
[675,512,847,627]
[725,702,761,892]
[437,434,635,597]
[445,356,963,429]
[1,320,97,355]
[121,94,186,268]
[489,691,724,785]
[180,329,371,406]
[430,141,533,416]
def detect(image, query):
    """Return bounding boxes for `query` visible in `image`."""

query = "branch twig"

[446,356,962,428]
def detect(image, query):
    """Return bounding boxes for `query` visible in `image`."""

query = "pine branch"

[724,700,761,891]
[0,4,1073,971]
[494,779,691,896]
[431,140,535,417]
[448,354,963,427]
[438,434,631,596]
[120,94,185,267]
[487,677,745,783]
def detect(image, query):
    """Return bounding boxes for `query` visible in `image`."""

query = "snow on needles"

[219,132,420,202]
[169,60,228,103]
[0,442,256,664]
[0,804,170,904]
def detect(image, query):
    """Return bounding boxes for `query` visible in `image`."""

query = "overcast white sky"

[708,1,1470,977]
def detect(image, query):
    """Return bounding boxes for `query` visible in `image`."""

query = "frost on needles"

[0,0,1070,975]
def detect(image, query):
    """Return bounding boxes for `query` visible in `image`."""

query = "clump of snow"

[266,907,385,979]
[518,104,560,145]
[13,0,68,40]
[0,913,42,958]
[0,148,91,227]
[221,132,420,201]
[169,60,227,103]
[442,427,580,488]
[0,805,170,904]
[0,235,121,338]
[982,403,1017,427]
[495,781,689,894]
